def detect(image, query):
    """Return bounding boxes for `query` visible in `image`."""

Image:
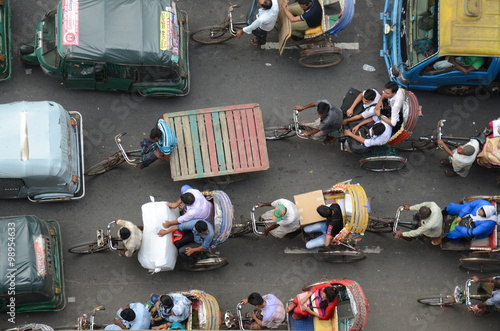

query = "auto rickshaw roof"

[0,101,70,178]
[61,0,181,65]
[439,0,500,56]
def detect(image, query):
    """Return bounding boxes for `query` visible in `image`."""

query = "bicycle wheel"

[68,241,109,254]
[459,257,500,273]
[417,296,456,306]
[85,154,125,176]
[315,250,366,263]
[229,222,253,238]
[264,126,295,140]
[366,217,394,233]
[396,138,435,151]
[185,257,229,271]
[299,53,343,68]
[190,26,233,44]
[360,156,407,172]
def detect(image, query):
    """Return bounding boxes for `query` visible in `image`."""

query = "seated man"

[374,81,404,134]
[116,219,143,257]
[343,119,392,153]
[256,198,300,238]
[149,293,192,327]
[343,88,381,124]
[393,202,443,241]
[294,99,343,145]
[104,303,150,330]
[240,292,286,329]
[137,118,178,169]
[163,185,213,228]
[235,0,278,46]
[303,204,343,249]
[432,56,485,74]
[158,219,214,266]
[281,0,323,39]
[470,275,500,317]
[436,138,480,177]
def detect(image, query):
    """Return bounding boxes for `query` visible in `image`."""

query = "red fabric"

[172,230,184,243]
[291,284,339,320]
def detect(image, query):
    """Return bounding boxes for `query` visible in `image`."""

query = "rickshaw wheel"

[395,138,435,151]
[459,257,500,273]
[436,84,479,96]
[264,126,295,140]
[206,173,250,184]
[366,217,394,233]
[417,296,456,306]
[85,155,125,176]
[68,241,109,254]
[315,250,366,263]
[191,26,233,44]
[185,257,229,271]
[359,156,407,172]
[298,52,343,68]
[229,222,253,237]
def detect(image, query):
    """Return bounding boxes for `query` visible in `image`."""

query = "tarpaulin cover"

[62,0,180,65]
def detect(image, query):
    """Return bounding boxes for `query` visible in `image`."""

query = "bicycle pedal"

[97,229,105,247]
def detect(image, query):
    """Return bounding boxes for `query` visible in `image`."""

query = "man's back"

[302,0,323,28]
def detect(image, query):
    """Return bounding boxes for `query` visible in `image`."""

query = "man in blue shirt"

[281,0,323,39]
[104,302,150,330]
[158,219,214,265]
[136,118,178,169]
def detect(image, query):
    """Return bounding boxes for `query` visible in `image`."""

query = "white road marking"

[284,246,383,254]
[261,42,359,50]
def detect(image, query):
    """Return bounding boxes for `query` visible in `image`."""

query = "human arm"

[436,139,454,157]
[167,199,182,209]
[263,223,279,237]
[345,93,363,117]
[303,128,320,137]
[343,129,366,144]
[294,102,317,111]
[162,220,180,228]
[324,233,333,247]
[447,56,478,74]
[281,0,303,22]
[158,225,178,237]
[342,114,363,125]
[185,245,206,256]
[374,94,388,117]
[256,202,273,208]
[154,149,171,161]
[351,117,374,134]
[113,318,128,330]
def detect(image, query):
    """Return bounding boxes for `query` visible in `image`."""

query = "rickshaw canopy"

[439,0,500,56]
[61,0,181,65]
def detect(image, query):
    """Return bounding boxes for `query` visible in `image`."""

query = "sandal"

[431,238,442,246]
[439,159,451,166]
[444,170,457,177]
[250,39,261,47]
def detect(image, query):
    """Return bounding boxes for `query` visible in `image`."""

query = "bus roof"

[439,0,500,56]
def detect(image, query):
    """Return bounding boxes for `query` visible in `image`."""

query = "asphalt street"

[1,0,499,330]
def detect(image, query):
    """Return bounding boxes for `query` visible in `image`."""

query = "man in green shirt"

[393,202,443,241]
[432,56,485,73]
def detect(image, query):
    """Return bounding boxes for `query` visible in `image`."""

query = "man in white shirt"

[343,118,391,149]
[343,88,381,125]
[257,198,300,239]
[374,81,405,133]
[437,138,480,177]
[236,0,278,46]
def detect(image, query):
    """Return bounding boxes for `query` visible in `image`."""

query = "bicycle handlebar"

[250,205,265,236]
[436,119,446,146]
[392,206,405,232]
[465,279,474,310]
[236,301,247,330]
[293,110,309,139]
[107,220,119,251]
[114,133,140,165]
[228,5,240,36]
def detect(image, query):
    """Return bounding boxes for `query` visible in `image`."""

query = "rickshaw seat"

[304,0,326,38]
[470,226,497,250]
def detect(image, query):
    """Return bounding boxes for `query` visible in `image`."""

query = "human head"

[272,204,287,222]
[457,144,475,156]
[195,220,209,234]
[317,102,330,118]
[382,81,399,98]
[180,192,195,205]
[247,292,264,307]
[119,227,131,240]
[494,278,500,290]
[160,294,174,308]
[298,0,313,10]
[478,205,495,218]
[362,89,377,104]
[372,122,386,136]
[120,308,136,322]
[417,206,432,220]
[323,286,338,301]
[150,127,162,142]
[260,0,272,10]
[317,205,333,218]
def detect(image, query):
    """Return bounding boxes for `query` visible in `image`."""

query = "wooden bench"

[164,104,269,181]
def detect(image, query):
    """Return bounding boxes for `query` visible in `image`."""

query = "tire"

[360,156,407,172]
[206,173,250,184]
[396,138,435,151]
[229,223,253,238]
[85,155,125,176]
[68,241,109,254]
[366,217,394,233]
[264,126,295,140]
[185,257,229,271]
[437,85,479,97]
[299,53,343,68]
[315,250,366,263]
[191,26,233,44]
[459,257,500,273]
[417,296,456,306]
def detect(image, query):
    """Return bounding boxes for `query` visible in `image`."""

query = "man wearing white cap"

[257,198,300,239]
[437,138,480,177]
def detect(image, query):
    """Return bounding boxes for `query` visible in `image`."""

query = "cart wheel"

[315,250,366,263]
[229,222,253,237]
[437,85,479,96]
[417,296,456,306]
[185,257,229,271]
[299,52,343,68]
[366,217,395,233]
[68,241,109,254]
[206,173,250,185]
[360,156,407,172]
[191,26,233,44]
[85,154,125,176]
[264,126,295,140]
[459,257,500,273]
[395,138,435,151]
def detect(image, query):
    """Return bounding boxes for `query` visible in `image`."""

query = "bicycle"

[85,133,141,176]
[417,279,488,309]
[366,206,419,233]
[190,5,246,44]
[67,221,123,254]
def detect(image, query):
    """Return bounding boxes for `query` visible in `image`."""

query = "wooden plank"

[245,107,261,167]
[211,112,226,172]
[218,112,233,171]
[165,104,258,118]
[251,105,270,170]
[165,116,181,178]
[189,114,204,175]
[197,114,211,174]
[225,111,240,170]
[173,117,188,177]
[204,113,220,175]
[181,116,196,175]
[232,110,248,169]
[239,109,254,168]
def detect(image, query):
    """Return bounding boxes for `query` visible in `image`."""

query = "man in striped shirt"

[137,119,178,169]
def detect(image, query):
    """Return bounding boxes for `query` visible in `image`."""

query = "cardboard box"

[294,190,325,226]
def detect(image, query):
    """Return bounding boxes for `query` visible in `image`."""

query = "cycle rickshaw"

[231,182,370,263]
[68,190,233,272]
[224,278,369,330]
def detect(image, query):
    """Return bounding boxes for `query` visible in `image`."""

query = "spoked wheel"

[299,52,343,68]
[68,241,109,254]
[229,222,253,238]
[190,26,233,44]
[264,126,295,140]
[185,257,229,271]
[206,173,250,185]
[437,84,479,96]
[366,217,395,233]
[396,138,435,151]
[85,155,125,176]
[459,257,500,273]
[360,156,407,172]
[417,296,456,306]
[315,249,366,263]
